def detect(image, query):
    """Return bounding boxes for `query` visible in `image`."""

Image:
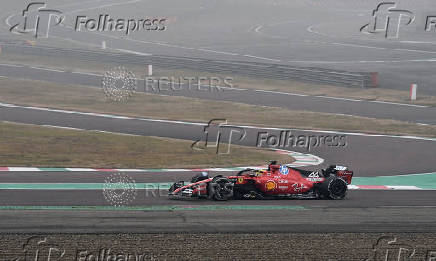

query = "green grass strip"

[353,172,436,189]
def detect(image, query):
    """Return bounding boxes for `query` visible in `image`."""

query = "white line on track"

[288,59,436,64]
[387,186,422,190]
[243,55,282,62]
[64,168,97,171]
[393,48,436,54]
[314,95,362,102]
[331,42,387,51]
[196,48,239,56]
[28,66,65,73]
[114,48,151,56]
[36,124,143,137]
[253,89,308,97]
[400,41,436,45]
[214,86,247,91]
[381,205,436,208]
[41,125,82,131]
[7,167,40,172]
[71,71,101,77]
[389,172,436,177]
[368,100,429,108]
[0,64,23,68]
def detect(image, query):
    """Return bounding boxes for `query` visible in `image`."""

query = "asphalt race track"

[1,102,436,176]
[2,0,436,94]
[1,63,436,125]
[1,171,436,233]
[1,97,436,233]
[0,0,436,235]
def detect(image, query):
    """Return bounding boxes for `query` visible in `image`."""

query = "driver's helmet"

[267,160,278,171]
[255,170,266,176]
[270,165,280,172]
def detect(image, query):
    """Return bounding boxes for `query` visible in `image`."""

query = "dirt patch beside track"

[1,233,435,260]
[0,121,293,168]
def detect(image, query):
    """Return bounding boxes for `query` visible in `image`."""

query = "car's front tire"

[208,176,234,201]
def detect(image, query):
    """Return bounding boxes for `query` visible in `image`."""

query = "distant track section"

[0,43,378,88]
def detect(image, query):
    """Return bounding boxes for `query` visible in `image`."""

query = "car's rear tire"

[328,177,348,199]
[209,176,234,201]
[316,176,348,199]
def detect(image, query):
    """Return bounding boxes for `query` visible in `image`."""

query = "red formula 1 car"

[169,161,353,200]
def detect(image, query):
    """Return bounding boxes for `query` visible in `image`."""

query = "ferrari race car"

[169,161,353,200]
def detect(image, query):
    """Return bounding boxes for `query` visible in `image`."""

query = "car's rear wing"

[336,170,353,184]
